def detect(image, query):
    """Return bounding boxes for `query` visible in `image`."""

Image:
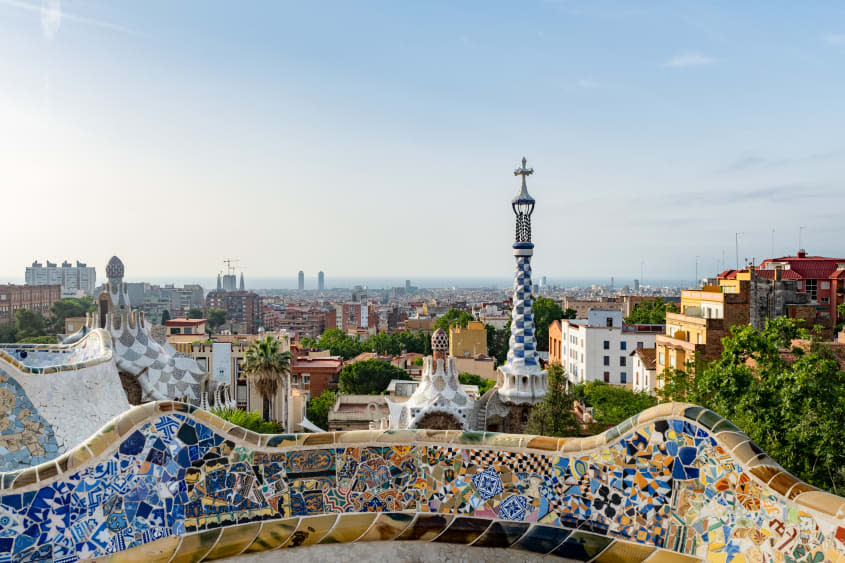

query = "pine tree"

[526,363,577,437]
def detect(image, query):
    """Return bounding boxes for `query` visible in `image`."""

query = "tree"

[533,296,564,352]
[836,303,845,333]
[187,308,204,319]
[15,309,46,339]
[160,310,171,324]
[659,318,845,493]
[306,390,337,431]
[206,309,228,332]
[316,328,363,360]
[562,308,577,320]
[458,372,495,395]
[338,359,411,395]
[242,335,292,423]
[526,364,578,437]
[572,381,657,427]
[17,335,58,344]
[434,309,474,332]
[486,324,510,367]
[625,298,678,324]
[49,297,96,333]
[0,324,18,344]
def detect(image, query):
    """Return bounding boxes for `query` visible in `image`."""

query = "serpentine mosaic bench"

[1,402,844,563]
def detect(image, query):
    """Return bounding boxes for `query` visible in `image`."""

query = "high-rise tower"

[297,271,305,291]
[318,271,325,291]
[496,157,547,405]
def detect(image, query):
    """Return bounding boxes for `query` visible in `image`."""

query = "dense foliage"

[572,381,657,427]
[242,335,291,422]
[187,308,204,319]
[206,308,228,332]
[458,372,495,395]
[306,390,337,430]
[337,359,411,395]
[49,297,96,333]
[624,297,678,324]
[302,328,430,360]
[485,324,510,366]
[659,318,845,493]
[16,336,59,344]
[434,308,474,332]
[526,364,578,436]
[532,297,564,352]
[209,407,284,433]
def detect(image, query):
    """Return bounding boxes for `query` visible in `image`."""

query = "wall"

[3,401,845,562]
[0,330,130,471]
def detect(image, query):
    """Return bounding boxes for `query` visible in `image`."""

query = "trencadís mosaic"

[1,402,845,562]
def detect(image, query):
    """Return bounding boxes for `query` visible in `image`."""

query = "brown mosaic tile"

[202,522,261,560]
[169,529,221,563]
[396,514,454,541]
[281,514,337,547]
[243,518,299,552]
[594,539,656,563]
[319,512,377,544]
[355,512,415,542]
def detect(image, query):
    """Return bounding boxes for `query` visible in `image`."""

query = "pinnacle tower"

[497,157,547,404]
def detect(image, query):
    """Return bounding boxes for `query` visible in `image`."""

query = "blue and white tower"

[497,157,547,405]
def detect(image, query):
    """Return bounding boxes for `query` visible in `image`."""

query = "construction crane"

[223,258,239,276]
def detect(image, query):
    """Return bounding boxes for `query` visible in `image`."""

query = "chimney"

[798,249,807,258]
[774,264,782,281]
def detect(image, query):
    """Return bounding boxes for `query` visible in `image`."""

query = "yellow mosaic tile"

[169,529,222,563]
[644,549,703,563]
[35,461,59,482]
[558,438,584,453]
[11,468,37,488]
[526,436,559,451]
[595,540,656,563]
[319,512,377,544]
[335,430,380,444]
[377,429,417,444]
[280,514,337,547]
[242,518,300,552]
[715,431,750,453]
[85,433,111,458]
[481,433,523,448]
[413,429,461,444]
[356,512,415,542]
[793,490,845,518]
[202,522,261,560]
[732,441,763,466]
[302,432,335,446]
[95,535,180,563]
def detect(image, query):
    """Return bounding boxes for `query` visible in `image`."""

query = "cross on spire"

[514,156,534,179]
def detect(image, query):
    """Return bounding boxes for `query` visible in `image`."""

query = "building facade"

[631,347,657,394]
[205,290,262,334]
[449,321,488,357]
[0,284,61,324]
[549,309,662,386]
[25,260,96,296]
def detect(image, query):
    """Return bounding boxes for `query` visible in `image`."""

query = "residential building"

[327,395,390,431]
[631,348,657,394]
[165,318,208,353]
[205,290,262,334]
[263,305,336,340]
[564,297,624,319]
[549,309,662,386]
[64,316,87,335]
[454,355,496,380]
[449,321,488,357]
[290,355,343,399]
[721,250,845,327]
[475,304,511,329]
[25,260,96,296]
[0,284,61,324]
[655,281,750,387]
[340,302,378,336]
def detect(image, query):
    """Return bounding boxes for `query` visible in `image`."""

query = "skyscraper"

[497,157,547,405]
[298,270,305,291]
[318,271,325,291]
[239,272,245,291]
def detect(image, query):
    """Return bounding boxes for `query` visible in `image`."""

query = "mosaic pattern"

[0,368,58,471]
[0,331,111,375]
[1,402,845,563]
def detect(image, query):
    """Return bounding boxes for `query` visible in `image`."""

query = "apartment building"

[0,284,62,324]
[205,290,261,334]
[25,260,96,296]
[549,309,662,386]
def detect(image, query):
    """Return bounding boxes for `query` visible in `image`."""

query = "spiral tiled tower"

[497,157,547,405]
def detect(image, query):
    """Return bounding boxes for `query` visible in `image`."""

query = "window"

[603,371,610,383]
[620,341,627,350]
[302,374,311,384]
[620,372,627,384]
[603,340,610,350]
[606,317,613,327]
[603,356,610,366]
[637,341,644,349]
[670,354,676,368]
[659,352,665,365]
[620,356,626,367]
[821,297,830,304]
[805,279,817,300]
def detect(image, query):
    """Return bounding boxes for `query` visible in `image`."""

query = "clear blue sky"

[1,1,844,284]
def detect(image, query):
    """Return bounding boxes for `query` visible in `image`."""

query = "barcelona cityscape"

[1,2,844,562]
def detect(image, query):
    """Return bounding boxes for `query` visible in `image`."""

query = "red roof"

[759,254,845,280]
[165,318,206,327]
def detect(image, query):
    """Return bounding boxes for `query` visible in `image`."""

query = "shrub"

[209,407,285,434]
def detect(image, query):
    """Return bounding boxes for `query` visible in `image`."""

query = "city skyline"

[2,1,844,280]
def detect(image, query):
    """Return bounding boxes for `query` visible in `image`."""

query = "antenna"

[799,226,806,251]
[735,232,745,270]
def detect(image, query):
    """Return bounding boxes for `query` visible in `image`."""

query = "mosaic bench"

[1,401,844,562]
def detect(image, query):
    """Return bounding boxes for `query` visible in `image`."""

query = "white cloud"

[822,33,845,46]
[40,0,61,40]
[664,52,715,68]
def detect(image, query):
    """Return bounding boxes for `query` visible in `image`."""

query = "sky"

[1,1,844,286]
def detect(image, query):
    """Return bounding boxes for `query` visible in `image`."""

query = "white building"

[631,347,658,394]
[26,260,96,297]
[558,309,662,387]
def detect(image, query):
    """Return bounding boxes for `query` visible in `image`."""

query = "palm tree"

[242,335,291,425]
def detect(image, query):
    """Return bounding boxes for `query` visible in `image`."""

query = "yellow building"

[449,321,488,358]
[656,281,749,387]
